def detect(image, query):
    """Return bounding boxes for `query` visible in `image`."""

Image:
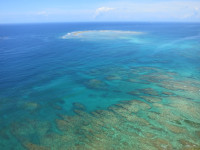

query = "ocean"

[0,22,200,149]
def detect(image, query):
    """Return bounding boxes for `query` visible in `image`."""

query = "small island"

[61,30,144,39]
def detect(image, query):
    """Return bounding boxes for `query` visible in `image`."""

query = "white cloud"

[94,7,115,18]
[194,7,200,11]
[182,6,200,19]
[36,11,49,16]
[93,1,200,21]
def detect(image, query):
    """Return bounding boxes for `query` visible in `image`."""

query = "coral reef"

[23,102,39,111]
[72,102,86,111]
[3,66,200,149]
[84,79,107,90]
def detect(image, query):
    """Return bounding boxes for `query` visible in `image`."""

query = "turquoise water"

[0,23,200,149]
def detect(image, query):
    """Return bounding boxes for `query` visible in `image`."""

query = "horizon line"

[1,21,200,25]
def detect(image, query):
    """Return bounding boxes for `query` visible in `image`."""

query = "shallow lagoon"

[0,23,200,149]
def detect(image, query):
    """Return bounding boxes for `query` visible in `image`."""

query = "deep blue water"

[0,23,200,149]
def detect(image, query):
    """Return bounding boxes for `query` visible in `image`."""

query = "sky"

[0,0,200,23]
